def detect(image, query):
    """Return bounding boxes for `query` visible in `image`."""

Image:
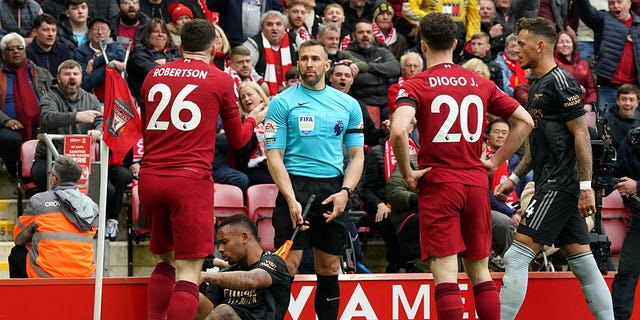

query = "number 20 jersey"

[395,63,519,187]
[140,58,253,177]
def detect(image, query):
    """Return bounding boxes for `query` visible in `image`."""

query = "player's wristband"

[580,181,592,190]
[509,173,521,185]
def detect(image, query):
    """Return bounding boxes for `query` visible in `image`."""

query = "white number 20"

[431,94,484,143]
[146,83,201,131]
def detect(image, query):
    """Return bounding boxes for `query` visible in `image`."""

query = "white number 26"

[431,94,484,143]
[146,83,201,131]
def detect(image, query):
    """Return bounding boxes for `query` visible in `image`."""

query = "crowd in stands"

[1,0,640,276]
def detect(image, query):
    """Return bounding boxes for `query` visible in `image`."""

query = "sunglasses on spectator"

[5,45,25,52]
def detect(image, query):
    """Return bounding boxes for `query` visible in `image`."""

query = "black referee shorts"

[272,175,349,256]
[518,190,590,247]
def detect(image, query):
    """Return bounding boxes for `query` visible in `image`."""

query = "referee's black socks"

[315,274,340,320]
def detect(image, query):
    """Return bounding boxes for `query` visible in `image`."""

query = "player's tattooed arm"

[566,115,593,182]
[202,269,273,290]
[567,115,596,216]
[512,138,533,179]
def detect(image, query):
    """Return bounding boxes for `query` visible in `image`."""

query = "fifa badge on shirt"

[298,115,315,135]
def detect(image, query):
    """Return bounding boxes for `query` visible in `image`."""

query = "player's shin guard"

[166,281,200,320]
[148,262,175,320]
[434,282,463,320]
[473,281,500,320]
[567,252,614,320]
[500,240,536,320]
[315,274,340,320]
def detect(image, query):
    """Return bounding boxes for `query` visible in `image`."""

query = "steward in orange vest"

[13,156,98,278]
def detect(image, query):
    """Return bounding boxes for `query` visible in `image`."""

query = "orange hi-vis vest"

[14,183,97,278]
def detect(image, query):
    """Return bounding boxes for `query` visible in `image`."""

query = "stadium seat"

[214,183,248,219]
[602,190,629,219]
[367,105,381,129]
[246,184,278,252]
[127,182,148,241]
[603,219,628,255]
[600,190,631,255]
[126,181,149,276]
[17,140,39,215]
[246,184,278,221]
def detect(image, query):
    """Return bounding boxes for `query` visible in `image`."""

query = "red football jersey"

[140,58,255,177]
[395,63,519,187]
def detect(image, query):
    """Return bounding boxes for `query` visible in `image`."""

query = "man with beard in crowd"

[30,59,102,191]
[108,0,150,45]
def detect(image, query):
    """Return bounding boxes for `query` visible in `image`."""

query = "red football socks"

[148,262,175,320]
[166,280,200,320]
[435,282,464,320]
[473,281,500,320]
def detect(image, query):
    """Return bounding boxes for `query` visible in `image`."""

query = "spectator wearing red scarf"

[371,2,407,60]
[494,33,528,97]
[0,32,52,178]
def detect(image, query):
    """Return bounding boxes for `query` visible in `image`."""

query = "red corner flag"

[102,67,142,161]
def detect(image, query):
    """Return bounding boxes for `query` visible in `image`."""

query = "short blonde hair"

[461,58,490,79]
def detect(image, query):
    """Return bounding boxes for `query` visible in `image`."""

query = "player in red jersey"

[138,19,267,320]
[390,13,533,320]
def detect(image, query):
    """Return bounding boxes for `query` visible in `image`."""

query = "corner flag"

[102,67,142,161]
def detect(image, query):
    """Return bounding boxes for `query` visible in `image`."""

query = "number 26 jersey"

[395,63,520,187]
[140,58,255,177]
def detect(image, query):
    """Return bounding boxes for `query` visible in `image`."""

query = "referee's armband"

[345,128,364,134]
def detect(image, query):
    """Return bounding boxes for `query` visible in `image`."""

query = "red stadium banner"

[0,273,638,319]
[288,273,608,319]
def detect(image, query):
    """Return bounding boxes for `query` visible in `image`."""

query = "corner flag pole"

[93,139,109,320]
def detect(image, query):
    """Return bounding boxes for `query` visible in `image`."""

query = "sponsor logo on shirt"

[260,260,278,271]
[334,120,344,136]
[397,89,408,99]
[264,120,277,138]
[563,94,581,108]
[298,115,315,135]
[223,288,258,305]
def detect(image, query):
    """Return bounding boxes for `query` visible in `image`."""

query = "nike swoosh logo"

[326,297,340,302]
[298,101,310,106]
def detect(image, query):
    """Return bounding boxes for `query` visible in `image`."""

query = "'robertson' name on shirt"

[151,66,208,79]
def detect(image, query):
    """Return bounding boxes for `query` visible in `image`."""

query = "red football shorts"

[138,172,214,259]
[418,182,491,260]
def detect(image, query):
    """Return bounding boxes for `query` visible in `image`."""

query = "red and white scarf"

[196,0,219,24]
[225,66,257,99]
[383,138,418,181]
[502,53,527,90]
[341,34,351,51]
[248,123,266,168]
[372,21,397,46]
[263,33,292,97]
[291,26,311,42]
